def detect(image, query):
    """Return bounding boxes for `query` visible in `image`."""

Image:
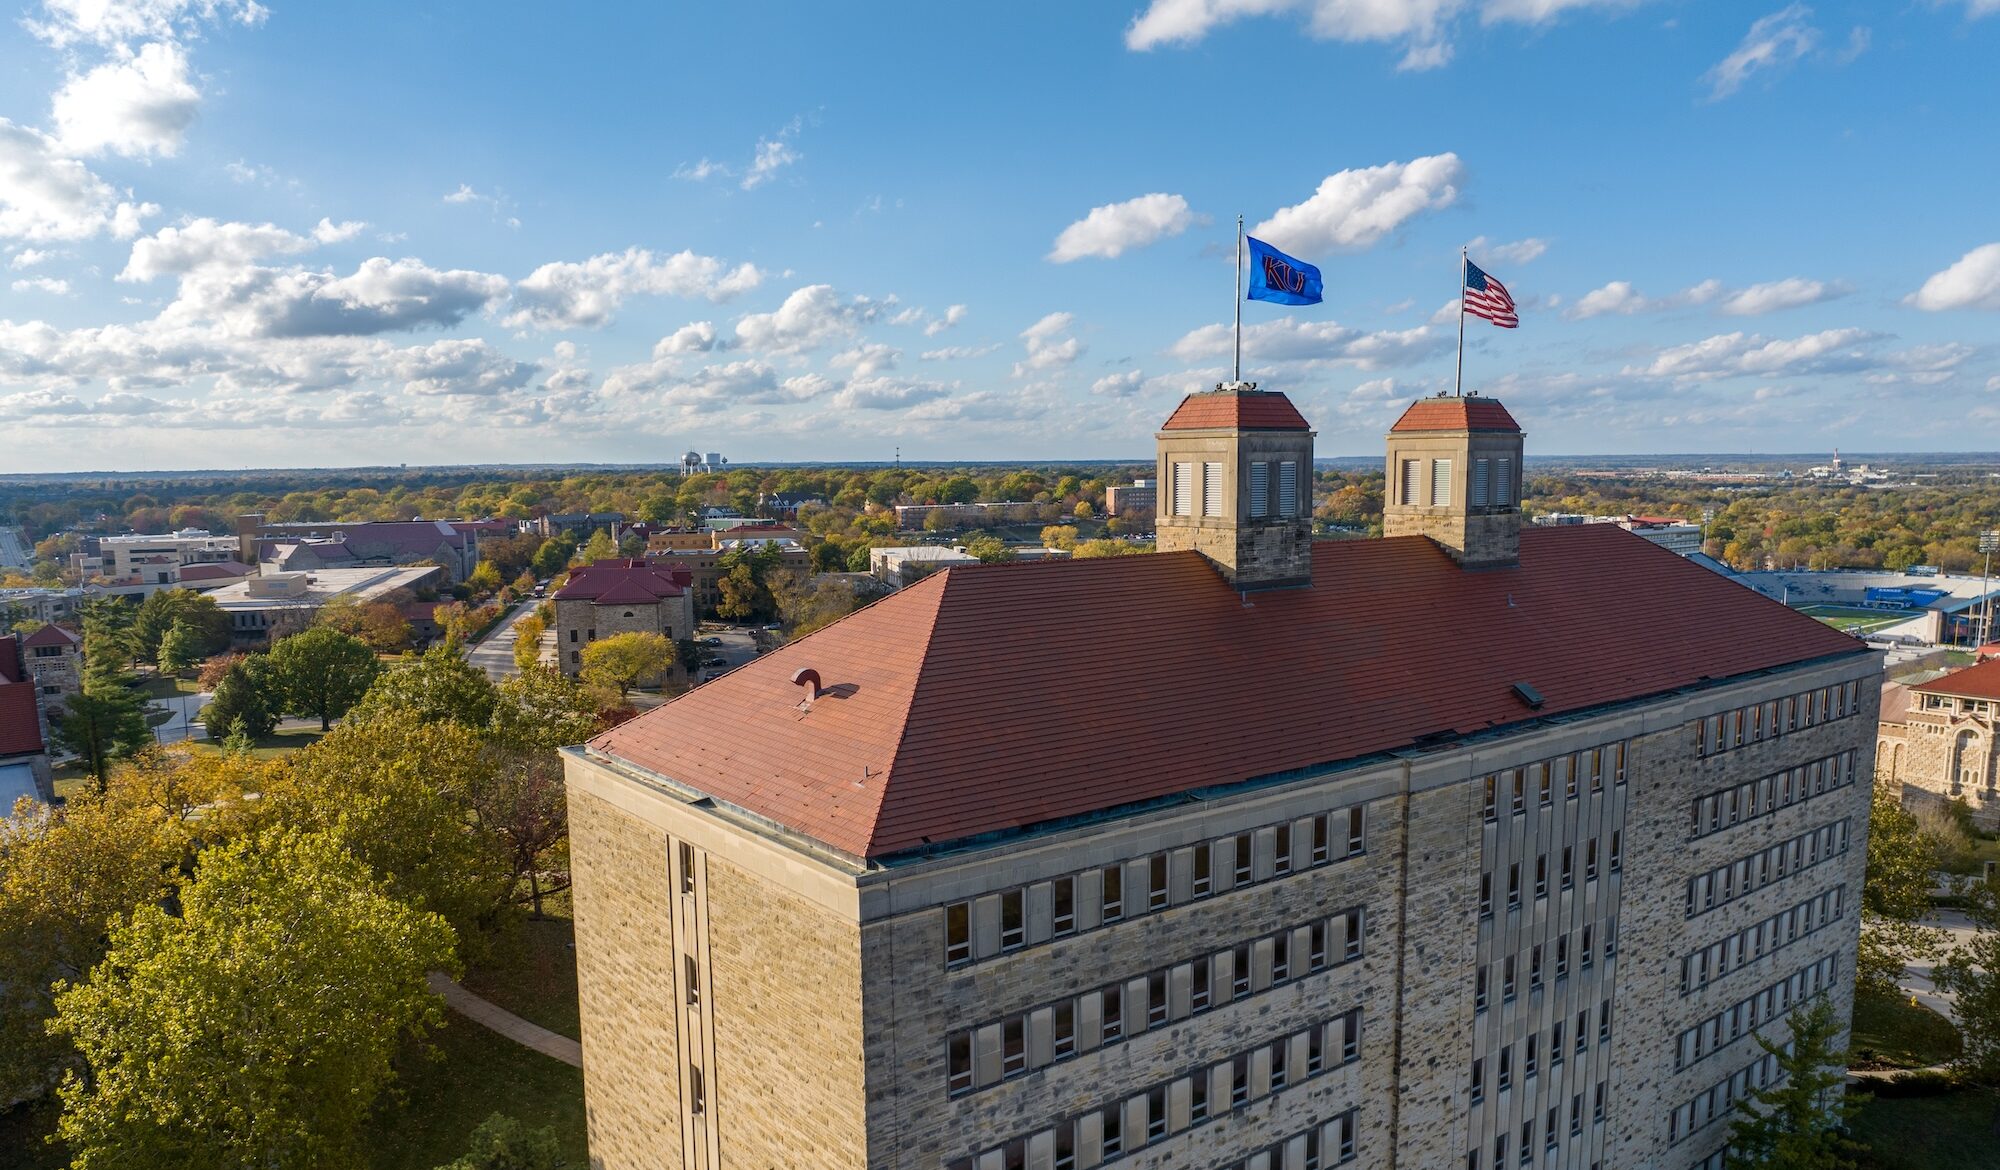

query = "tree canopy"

[266,626,380,731]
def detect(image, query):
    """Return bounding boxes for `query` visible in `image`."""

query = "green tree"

[80,598,139,691]
[201,656,278,741]
[963,534,1013,563]
[1073,538,1149,558]
[132,588,230,663]
[580,631,675,697]
[268,626,380,731]
[156,620,203,674]
[1722,999,1862,1170]
[511,613,546,672]
[716,561,762,620]
[466,559,504,598]
[529,537,572,579]
[1936,874,2000,1087]
[52,690,152,792]
[488,665,602,753]
[49,828,455,1170]
[352,644,499,729]
[436,1113,563,1170]
[1858,779,1949,997]
[1039,525,1080,551]
[577,528,618,565]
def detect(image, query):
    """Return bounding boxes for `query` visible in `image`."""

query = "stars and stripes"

[1463,258,1518,328]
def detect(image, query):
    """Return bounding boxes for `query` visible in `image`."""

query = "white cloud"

[1569,275,1841,318]
[27,0,267,49]
[1123,0,1644,67]
[11,276,71,294]
[742,120,803,190]
[829,342,901,378]
[1716,277,1844,315]
[0,118,157,241]
[51,40,200,158]
[1466,235,1548,265]
[1909,244,2000,312]
[829,376,954,412]
[1568,280,1652,318]
[1048,193,1198,262]
[160,256,510,338]
[1704,5,1817,100]
[734,284,882,353]
[1014,311,1083,376]
[652,321,723,357]
[9,248,55,268]
[924,304,967,336]
[312,217,365,244]
[1253,154,1464,254]
[673,158,729,182]
[441,184,519,228]
[118,217,318,280]
[920,342,999,361]
[1626,327,1880,380]
[1091,369,1145,397]
[388,338,536,397]
[1168,316,1449,370]
[505,248,764,330]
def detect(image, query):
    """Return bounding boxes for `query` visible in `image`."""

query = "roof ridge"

[857,568,957,855]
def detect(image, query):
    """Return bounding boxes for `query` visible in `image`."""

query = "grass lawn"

[136,675,203,700]
[1853,1088,2000,1169]
[1796,604,1916,634]
[461,899,580,1038]
[190,726,325,760]
[1851,988,1962,1069]
[366,1013,588,1170]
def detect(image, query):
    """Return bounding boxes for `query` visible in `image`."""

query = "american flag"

[1463,258,1518,329]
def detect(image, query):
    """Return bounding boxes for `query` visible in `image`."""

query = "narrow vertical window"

[1172,462,1192,516]
[1495,457,1513,505]
[1202,462,1225,517]
[1345,911,1363,959]
[1249,461,1270,518]
[1234,832,1254,884]
[1002,1017,1026,1076]
[947,1033,973,1095]
[1148,970,1170,1024]
[1274,823,1293,875]
[1102,864,1124,923]
[1311,815,1331,865]
[1189,1070,1209,1123]
[1432,458,1452,506]
[1232,943,1252,996]
[945,901,972,965]
[1148,853,1169,910]
[1052,877,1076,936]
[1401,458,1419,505]
[1054,1001,1076,1058]
[1279,460,1300,517]
[1346,807,1365,854]
[1191,957,1212,1011]
[999,889,1025,950]
[678,842,696,894]
[688,1064,706,1115]
[1102,986,1123,1041]
[1192,846,1212,897]
[1473,457,1491,506]
[684,954,701,1005]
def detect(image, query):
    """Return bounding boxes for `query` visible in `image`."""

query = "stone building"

[554,560,696,678]
[21,623,82,698]
[1875,660,2000,826]
[562,386,1877,1170]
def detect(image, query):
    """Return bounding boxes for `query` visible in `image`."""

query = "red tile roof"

[0,681,41,757]
[21,624,80,649]
[592,525,1865,860]
[1390,396,1522,433]
[1914,657,2000,701]
[0,636,21,684]
[1160,390,1312,432]
[555,560,690,603]
[177,560,252,581]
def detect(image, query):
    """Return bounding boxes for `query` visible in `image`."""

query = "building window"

[1586,840,1599,882]
[1103,1109,1123,1158]
[1562,846,1574,890]
[684,955,700,1005]
[1191,958,1212,1012]
[1530,945,1543,989]
[1473,458,1491,506]
[1471,1056,1485,1103]
[1202,462,1225,517]
[1279,461,1299,518]
[1003,1018,1026,1076]
[1535,855,1548,899]
[1479,872,1493,918]
[1400,459,1420,506]
[1232,1054,1251,1106]
[1172,462,1193,516]
[1498,1045,1512,1091]
[1189,1070,1210,1123]
[1146,1085,1168,1140]
[1347,808,1365,854]
[1269,1038,1291,1090]
[1503,956,1517,1000]
[1483,776,1497,821]
[1102,864,1124,923]
[688,1064,706,1115]
[1512,771,1526,814]
[945,902,971,965]
[1000,890,1025,951]
[948,1034,973,1095]
[1476,967,1489,1011]
[1148,970,1170,1025]
[1054,1001,1076,1058]
[1234,833,1254,884]
[1274,823,1293,875]
[1312,816,1331,865]
[1432,458,1453,506]
[679,843,696,894]
[1232,943,1253,997]
[1148,854,1169,910]
[1496,458,1513,505]
[1346,912,1363,960]
[1102,986,1123,1042]
[1507,863,1521,910]
[1250,461,1270,518]
[1053,877,1076,936]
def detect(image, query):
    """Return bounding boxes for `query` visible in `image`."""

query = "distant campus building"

[1878,658,2000,828]
[553,561,696,679]
[205,565,444,644]
[239,514,508,584]
[561,386,1875,1170]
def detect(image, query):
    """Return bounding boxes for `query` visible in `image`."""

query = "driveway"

[147,690,212,746]
[466,602,537,681]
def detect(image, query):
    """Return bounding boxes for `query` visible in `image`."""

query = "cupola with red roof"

[1155,382,1315,591]
[1383,391,1525,569]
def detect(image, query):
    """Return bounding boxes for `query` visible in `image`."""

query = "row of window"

[943,806,1366,968]
[1479,836,1620,917]
[1166,459,1302,520]
[1474,923,1616,1011]
[1693,681,1862,758]
[946,1013,1361,1170]
[948,909,1364,1097]
[1469,1003,1613,1106]
[1396,456,1517,510]
[1464,1086,1606,1170]
[1676,954,1838,1072]
[1680,885,1845,995]
[1686,819,1851,919]
[1479,743,1628,821]
[1669,1047,1785,1144]
[1219,1112,1361,1170]
[1687,750,1856,841]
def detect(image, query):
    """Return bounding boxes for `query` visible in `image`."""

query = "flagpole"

[1454,246,1466,398]
[1233,214,1244,385]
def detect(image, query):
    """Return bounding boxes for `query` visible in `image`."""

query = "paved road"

[466,602,536,681]
[0,527,29,572]
[1900,908,1979,1023]
[147,690,212,746]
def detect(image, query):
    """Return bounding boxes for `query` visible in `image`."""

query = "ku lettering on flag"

[1246,237,1323,307]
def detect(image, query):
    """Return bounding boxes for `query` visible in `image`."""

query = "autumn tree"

[716,561,762,620]
[466,559,504,598]
[49,828,455,1170]
[351,644,499,729]
[581,632,675,697]
[1040,525,1080,551]
[577,528,618,564]
[1935,873,2000,1087]
[488,665,604,753]
[1072,538,1149,558]
[529,536,572,579]
[511,612,546,672]
[267,626,380,731]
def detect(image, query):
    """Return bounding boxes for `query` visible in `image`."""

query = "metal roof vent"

[1511,681,1544,710]
[792,667,823,707]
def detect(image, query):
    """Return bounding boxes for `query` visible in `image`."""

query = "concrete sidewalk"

[427,971,582,1069]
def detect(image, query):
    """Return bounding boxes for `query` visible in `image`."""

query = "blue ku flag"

[1246,236,1322,306]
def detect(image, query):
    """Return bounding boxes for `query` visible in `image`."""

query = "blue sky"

[1,0,1997,471]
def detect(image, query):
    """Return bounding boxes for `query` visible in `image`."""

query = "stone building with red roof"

[554,560,696,680]
[21,623,82,698]
[561,387,1877,1170]
[1877,657,2000,826]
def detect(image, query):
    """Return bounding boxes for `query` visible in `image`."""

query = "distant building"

[1105,478,1157,521]
[0,587,88,627]
[870,545,978,586]
[205,565,445,645]
[1616,518,1703,557]
[0,634,53,810]
[536,512,627,540]
[554,560,696,679]
[1879,659,2000,827]
[242,516,491,584]
[22,624,81,699]
[757,491,827,519]
[892,502,1038,530]
[638,528,812,616]
[94,529,241,586]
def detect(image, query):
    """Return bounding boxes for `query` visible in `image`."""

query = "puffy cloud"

[829,377,954,411]
[1091,369,1145,397]
[652,320,723,357]
[506,248,763,330]
[1704,5,1817,100]
[0,118,157,241]
[1625,327,1880,380]
[1014,311,1084,376]
[388,338,537,396]
[1048,193,1198,262]
[27,0,267,48]
[52,40,200,158]
[1465,235,1548,265]
[1909,244,2000,312]
[1568,280,1651,318]
[441,183,519,228]
[1123,0,1643,68]
[925,304,968,336]
[1253,154,1463,254]
[1569,275,1840,318]
[118,217,321,280]
[829,342,900,378]
[1716,277,1845,316]
[11,276,71,294]
[742,120,803,190]
[1168,316,1448,369]
[9,248,55,268]
[672,158,728,182]
[734,284,882,353]
[312,217,366,244]
[161,256,510,338]
[920,342,999,361]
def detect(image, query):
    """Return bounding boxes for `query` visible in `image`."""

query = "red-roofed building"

[554,560,695,680]
[0,634,53,810]
[21,623,82,698]
[1882,658,2000,825]
[560,388,1877,1170]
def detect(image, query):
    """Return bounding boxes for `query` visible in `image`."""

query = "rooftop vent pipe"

[792,667,823,705]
